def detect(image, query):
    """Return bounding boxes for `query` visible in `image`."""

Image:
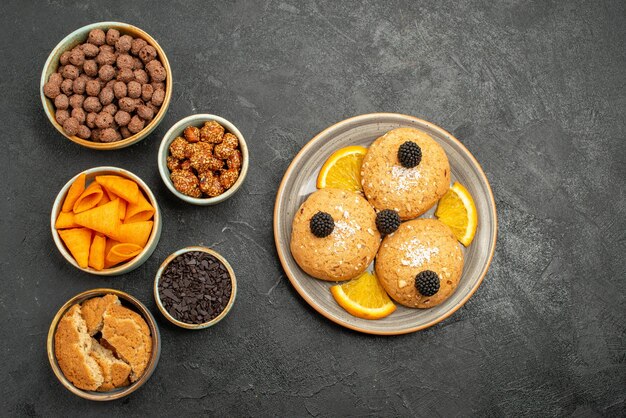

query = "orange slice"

[330,271,396,320]
[435,182,478,246]
[316,146,367,192]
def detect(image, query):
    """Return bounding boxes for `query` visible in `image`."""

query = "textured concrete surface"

[1,0,625,416]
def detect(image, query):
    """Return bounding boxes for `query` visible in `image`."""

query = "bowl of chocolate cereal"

[41,22,172,150]
[47,288,161,400]
[158,114,249,205]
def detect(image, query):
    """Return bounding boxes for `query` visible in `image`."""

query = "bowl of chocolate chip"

[41,22,172,150]
[154,246,237,329]
[158,114,249,205]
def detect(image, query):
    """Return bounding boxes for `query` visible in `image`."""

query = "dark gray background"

[1,0,624,416]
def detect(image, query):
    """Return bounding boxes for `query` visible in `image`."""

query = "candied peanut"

[199,121,224,143]
[166,156,181,171]
[227,149,243,170]
[171,170,202,198]
[184,126,200,143]
[169,137,188,159]
[220,168,239,189]
[199,171,224,197]
[214,142,235,159]
[222,132,239,148]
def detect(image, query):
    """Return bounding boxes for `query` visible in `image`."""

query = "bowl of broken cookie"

[158,114,249,205]
[47,288,161,401]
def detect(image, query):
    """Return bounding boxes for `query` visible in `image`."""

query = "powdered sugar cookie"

[361,127,450,220]
[375,219,463,308]
[290,188,381,281]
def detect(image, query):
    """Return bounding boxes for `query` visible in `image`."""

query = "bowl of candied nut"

[158,114,249,205]
[41,22,172,150]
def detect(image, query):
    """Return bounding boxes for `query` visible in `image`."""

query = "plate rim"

[273,112,498,335]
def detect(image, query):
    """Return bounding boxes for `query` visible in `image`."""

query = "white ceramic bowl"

[153,246,237,329]
[158,114,249,205]
[40,22,172,150]
[51,166,162,275]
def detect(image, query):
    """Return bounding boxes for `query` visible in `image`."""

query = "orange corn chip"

[58,228,92,268]
[103,238,121,268]
[88,234,106,271]
[106,191,126,219]
[74,199,121,237]
[55,211,79,229]
[125,192,155,223]
[105,243,142,267]
[73,182,104,214]
[95,175,140,204]
[97,192,111,206]
[61,173,86,213]
[113,221,153,247]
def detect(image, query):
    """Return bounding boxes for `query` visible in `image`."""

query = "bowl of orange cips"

[51,166,162,275]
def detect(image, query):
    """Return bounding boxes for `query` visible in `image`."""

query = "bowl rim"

[47,288,161,401]
[153,246,237,329]
[40,21,173,150]
[50,166,161,275]
[157,114,249,205]
[273,112,498,335]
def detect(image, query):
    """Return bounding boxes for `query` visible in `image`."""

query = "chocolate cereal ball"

[62,64,80,80]
[118,97,136,113]
[81,43,99,58]
[60,78,74,96]
[100,128,120,142]
[96,50,116,66]
[114,110,131,126]
[115,35,132,53]
[141,83,153,102]
[127,81,141,99]
[69,48,85,66]
[83,97,102,113]
[117,54,134,69]
[133,69,148,84]
[113,81,127,99]
[133,57,144,70]
[83,60,98,77]
[102,103,117,116]
[146,62,166,82]
[151,81,165,91]
[63,117,80,136]
[117,68,134,83]
[184,126,200,143]
[98,64,115,81]
[72,77,86,95]
[88,29,106,46]
[69,94,84,109]
[138,45,157,63]
[86,112,97,128]
[127,115,145,134]
[131,38,147,55]
[55,109,70,125]
[95,112,114,129]
[54,94,69,110]
[43,81,61,99]
[71,108,86,124]
[98,86,114,105]
[120,126,132,139]
[49,72,64,86]
[77,125,91,139]
[105,29,120,46]
[85,79,101,96]
[136,105,154,121]
[59,51,71,65]
[151,89,165,106]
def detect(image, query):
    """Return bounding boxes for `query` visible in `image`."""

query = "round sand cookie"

[290,188,381,281]
[375,219,463,308]
[361,127,450,220]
